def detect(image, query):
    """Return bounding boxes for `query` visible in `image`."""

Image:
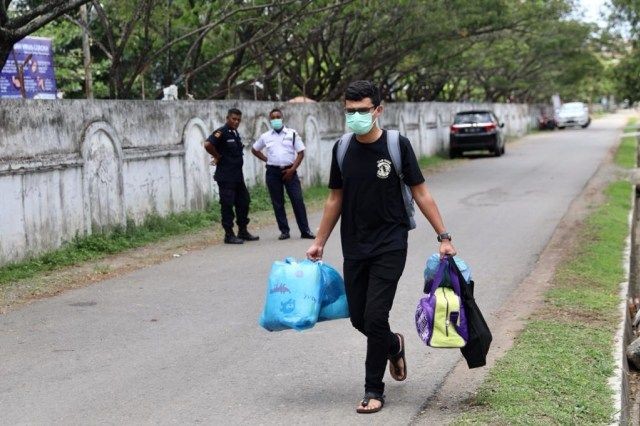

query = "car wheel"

[493,141,502,157]
[501,143,506,155]
[557,126,565,130]
[581,119,591,128]
[449,149,459,159]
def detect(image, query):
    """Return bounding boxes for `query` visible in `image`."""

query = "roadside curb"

[609,198,632,425]
[613,129,640,425]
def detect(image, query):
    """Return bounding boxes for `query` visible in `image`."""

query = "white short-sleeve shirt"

[252,126,305,167]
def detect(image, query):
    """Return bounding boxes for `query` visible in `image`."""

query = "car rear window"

[561,103,584,111]
[454,113,492,124]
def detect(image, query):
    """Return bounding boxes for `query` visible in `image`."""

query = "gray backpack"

[336,130,416,230]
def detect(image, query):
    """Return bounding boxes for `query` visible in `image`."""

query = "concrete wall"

[0,99,536,265]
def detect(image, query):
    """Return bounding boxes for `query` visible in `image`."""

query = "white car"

[555,102,591,129]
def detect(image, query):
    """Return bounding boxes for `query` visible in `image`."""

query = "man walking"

[204,108,259,244]
[251,108,315,240]
[306,81,456,413]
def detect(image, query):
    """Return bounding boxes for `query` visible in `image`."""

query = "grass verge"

[615,116,638,169]
[0,184,328,286]
[419,153,448,169]
[455,120,636,424]
[0,153,446,288]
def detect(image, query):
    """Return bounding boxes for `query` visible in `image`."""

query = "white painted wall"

[0,99,536,265]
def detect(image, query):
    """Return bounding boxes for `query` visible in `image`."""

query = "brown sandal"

[356,392,385,414]
[388,333,407,381]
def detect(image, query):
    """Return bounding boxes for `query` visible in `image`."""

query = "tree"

[610,0,640,102]
[0,0,91,70]
[56,0,343,99]
[29,0,611,102]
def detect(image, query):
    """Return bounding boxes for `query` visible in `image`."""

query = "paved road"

[0,113,628,425]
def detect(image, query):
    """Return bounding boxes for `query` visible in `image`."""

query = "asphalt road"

[0,113,628,425]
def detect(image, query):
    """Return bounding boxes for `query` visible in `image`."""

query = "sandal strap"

[389,333,405,361]
[363,392,385,405]
[389,350,404,362]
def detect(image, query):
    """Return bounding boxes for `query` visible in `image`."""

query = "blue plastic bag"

[424,253,472,285]
[259,258,322,331]
[318,263,349,321]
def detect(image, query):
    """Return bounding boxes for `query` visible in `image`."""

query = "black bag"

[448,257,492,368]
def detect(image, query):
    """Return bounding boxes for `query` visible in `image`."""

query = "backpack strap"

[386,130,403,178]
[386,129,417,230]
[336,132,354,173]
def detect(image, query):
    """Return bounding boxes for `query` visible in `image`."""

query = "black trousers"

[217,180,250,232]
[343,249,406,395]
[265,166,311,235]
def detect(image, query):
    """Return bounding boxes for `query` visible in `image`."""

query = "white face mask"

[270,119,283,130]
[345,109,378,135]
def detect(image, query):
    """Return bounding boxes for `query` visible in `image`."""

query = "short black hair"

[345,81,381,107]
[227,108,242,116]
[269,108,283,117]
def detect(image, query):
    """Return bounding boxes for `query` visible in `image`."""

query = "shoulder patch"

[213,131,222,138]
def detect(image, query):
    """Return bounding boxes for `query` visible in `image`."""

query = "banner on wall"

[0,36,58,99]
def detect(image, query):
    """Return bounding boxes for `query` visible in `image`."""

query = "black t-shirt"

[207,125,244,183]
[329,130,425,259]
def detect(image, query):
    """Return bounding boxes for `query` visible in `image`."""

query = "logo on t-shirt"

[377,159,392,179]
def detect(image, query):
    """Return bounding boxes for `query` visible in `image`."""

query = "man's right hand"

[210,156,220,165]
[306,242,324,261]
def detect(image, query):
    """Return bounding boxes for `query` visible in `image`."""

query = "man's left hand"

[282,168,295,182]
[439,240,457,258]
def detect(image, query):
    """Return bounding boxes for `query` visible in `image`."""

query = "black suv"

[449,110,505,158]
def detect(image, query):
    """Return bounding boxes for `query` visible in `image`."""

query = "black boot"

[224,229,244,244]
[238,227,259,241]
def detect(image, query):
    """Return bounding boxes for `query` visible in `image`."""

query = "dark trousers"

[343,249,407,395]
[265,166,311,235]
[217,180,250,232]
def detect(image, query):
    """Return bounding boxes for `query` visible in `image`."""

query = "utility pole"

[80,4,93,99]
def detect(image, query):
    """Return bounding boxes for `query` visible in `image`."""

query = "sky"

[578,0,609,26]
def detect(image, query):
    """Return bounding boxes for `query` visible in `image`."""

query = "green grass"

[456,178,632,425]
[460,321,616,425]
[303,184,330,201]
[615,117,638,169]
[419,153,448,169]
[547,184,631,315]
[0,150,443,288]
[0,184,328,286]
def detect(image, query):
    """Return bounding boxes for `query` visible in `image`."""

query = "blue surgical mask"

[270,119,283,130]
[345,112,376,135]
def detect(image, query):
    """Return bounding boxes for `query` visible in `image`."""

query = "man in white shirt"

[251,108,315,240]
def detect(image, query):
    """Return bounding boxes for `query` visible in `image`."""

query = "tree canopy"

[610,0,640,103]
[3,0,613,103]
[0,0,92,68]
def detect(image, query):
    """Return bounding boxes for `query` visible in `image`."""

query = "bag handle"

[447,257,462,296]
[426,258,448,295]
[286,257,324,266]
[426,256,463,296]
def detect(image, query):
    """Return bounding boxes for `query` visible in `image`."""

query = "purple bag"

[415,257,468,348]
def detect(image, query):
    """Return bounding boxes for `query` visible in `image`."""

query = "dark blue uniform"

[207,125,251,232]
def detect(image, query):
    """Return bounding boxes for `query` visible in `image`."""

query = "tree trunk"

[0,41,14,72]
[80,4,94,99]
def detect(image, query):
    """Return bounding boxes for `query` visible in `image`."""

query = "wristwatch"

[437,232,452,242]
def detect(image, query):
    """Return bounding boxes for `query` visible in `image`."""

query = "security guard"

[204,108,259,244]
[251,108,315,240]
